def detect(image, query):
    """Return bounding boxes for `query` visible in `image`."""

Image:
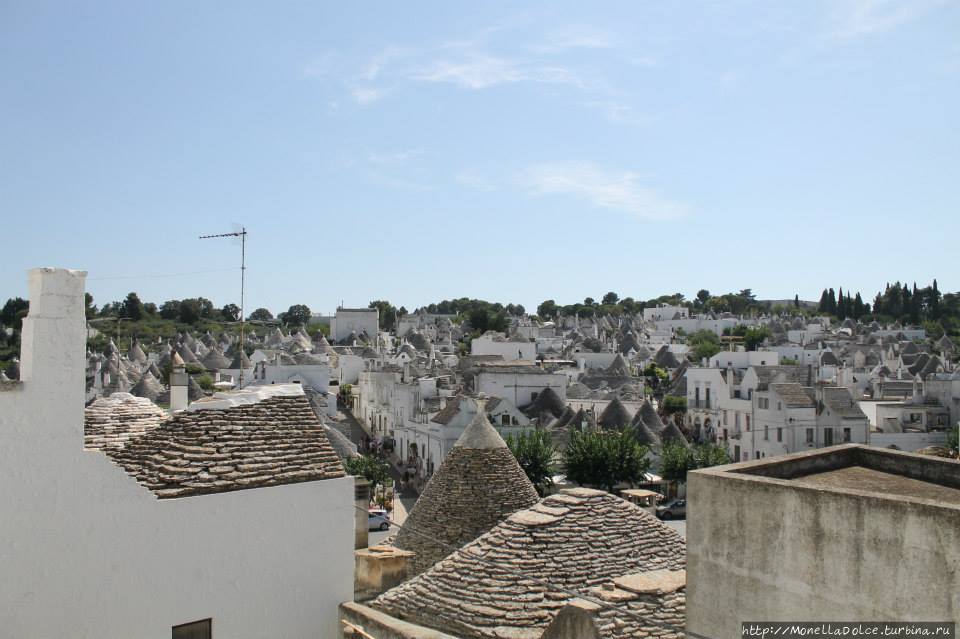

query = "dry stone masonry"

[105,391,345,498]
[391,404,540,576]
[375,488,687,638]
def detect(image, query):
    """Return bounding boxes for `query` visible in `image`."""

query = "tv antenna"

[199,225,248,387]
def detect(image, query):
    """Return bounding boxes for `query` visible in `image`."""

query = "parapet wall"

[686,448,960,639]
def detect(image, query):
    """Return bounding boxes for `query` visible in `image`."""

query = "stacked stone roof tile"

[374,487,687,638]
[105,390,345,498]
[84,392,169,451]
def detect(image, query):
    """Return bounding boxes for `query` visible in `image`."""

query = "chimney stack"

[169,351,188,413]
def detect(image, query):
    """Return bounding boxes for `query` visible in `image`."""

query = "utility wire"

[87,267,240,281]
[353,502,694,638]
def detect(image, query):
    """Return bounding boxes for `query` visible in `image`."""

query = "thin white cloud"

[360,46,411,81]
[523,162,688,220]
[529,28,617,54]
[412,54,581,90]
[368,150,423,164]
[455,169,496,191]
[351,87,386,105]
[828,0,948,38]
[583,100,653,125]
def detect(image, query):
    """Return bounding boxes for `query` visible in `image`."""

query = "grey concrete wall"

[686,466,960,639]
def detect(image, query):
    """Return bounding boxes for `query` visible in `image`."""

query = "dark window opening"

[173,619,211,639]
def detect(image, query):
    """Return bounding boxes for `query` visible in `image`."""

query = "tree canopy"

[659,441,730,483]
[563,428,650,493]
[506,430,556,496]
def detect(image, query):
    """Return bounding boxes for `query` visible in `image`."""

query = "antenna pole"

[199,227,249,388]
[239,227,246,388]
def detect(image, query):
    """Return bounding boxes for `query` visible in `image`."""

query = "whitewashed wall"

[0,269,354,639]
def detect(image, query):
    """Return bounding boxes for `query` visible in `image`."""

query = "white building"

[470,332,536,361]
[330,307,379,343]
[643,304,689,322]
[0,268,354,638]
[469,363,568,409]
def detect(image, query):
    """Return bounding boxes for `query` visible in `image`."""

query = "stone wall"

[687,449,960,639]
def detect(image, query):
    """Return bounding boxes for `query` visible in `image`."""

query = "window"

[735,412,741,428]
[723,411,728,426]
[824,428,834,446]
[501,414,510,426]
[531,392,539,402]
[746,415,751,431]
[805,428,814,444]
[777,401,782,411]
[755,451,760,459]
[764,425,769,441]
[843,428,851,442]
[173,620,211,639]
[777,427,783,442]
[723,428,728,441]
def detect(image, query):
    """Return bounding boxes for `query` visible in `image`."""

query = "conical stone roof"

[130,371,164,402]
[127,340,147,363]
[200,348,232,371]
[637,399,666,434]
[659,419,689,447]
[630,409,662,447]
[598,397,631,429]
[524,386,566,418]
[606,353,632,376]
[374,488,687,639]
[391,401,540,576]
[229,349,252,369]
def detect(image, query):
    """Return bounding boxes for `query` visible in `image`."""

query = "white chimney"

[169,352,188,413]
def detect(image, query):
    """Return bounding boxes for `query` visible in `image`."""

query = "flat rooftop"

[794,466,960,505]
[698,444,960,506]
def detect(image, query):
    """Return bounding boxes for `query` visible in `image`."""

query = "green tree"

[661,396,687,416]
[220,304,240,322]
[280,304,312,326]
[248,307,274,322]
[947,427,958,455]
[743,326,771,351]
[159,300,181,320]
[660,441,730,483]
[688,329,722,361]
[368,300,398,331]
[178,298,202,324]
[563,429,650,493]
[85,293,97,319]
[121,292,145,321]
[344,454,391,492]
[602,291,619,305]
[506,430,556,496]
[1,297,29,330]
[537,299,558,319]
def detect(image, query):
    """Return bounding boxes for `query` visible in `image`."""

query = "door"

[823,428,833,446]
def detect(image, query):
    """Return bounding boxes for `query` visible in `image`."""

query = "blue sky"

[2,1,958,316]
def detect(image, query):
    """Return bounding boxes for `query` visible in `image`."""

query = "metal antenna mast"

[199,226,248,387]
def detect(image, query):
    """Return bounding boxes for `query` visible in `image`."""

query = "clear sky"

[2,1,958,316]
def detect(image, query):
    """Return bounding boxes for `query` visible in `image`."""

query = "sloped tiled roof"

[821,387,867,419]
[105,386,344,498]
[84,393,169,451]
[770,383,815,408]
[374,488,686,639]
